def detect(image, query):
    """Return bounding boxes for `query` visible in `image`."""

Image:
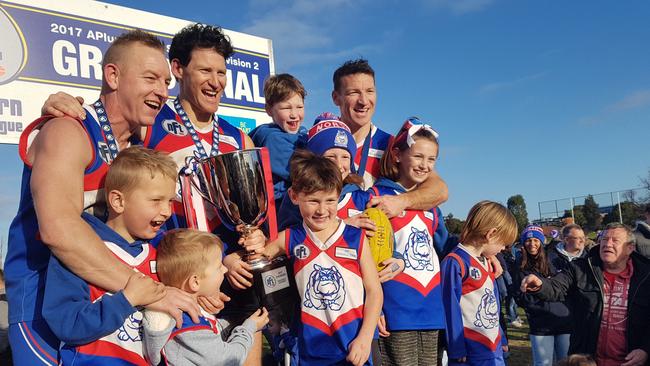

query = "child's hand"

[378,258,405,283]
[238,228,266,254]
[247,307,269,331]
[344,213,377,237]
[377,315,390,337]
[367,195,408,219]
[223,252,254,289]
[123,271,165,307]
[347,336,371,366]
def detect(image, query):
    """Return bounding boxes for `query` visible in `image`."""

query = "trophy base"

[220,255,298,330]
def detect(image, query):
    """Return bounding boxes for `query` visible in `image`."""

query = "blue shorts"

[9,320,59,365]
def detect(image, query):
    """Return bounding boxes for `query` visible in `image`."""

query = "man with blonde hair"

[5,30,199,365]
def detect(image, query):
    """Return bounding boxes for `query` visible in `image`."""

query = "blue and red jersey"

[354,125,392,189]
[5,107,119,324]
[441,244,505,363]
[285,222,371,365]
[371,177,448,331]
[43,213,158,365]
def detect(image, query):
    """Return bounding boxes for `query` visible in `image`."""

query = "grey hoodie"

[143,310,256,366]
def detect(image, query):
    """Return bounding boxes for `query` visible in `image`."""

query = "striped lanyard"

[93,99,119,161]
[173,97,220,159]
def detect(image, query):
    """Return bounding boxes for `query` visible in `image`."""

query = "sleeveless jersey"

[372,181,446,331]
[285,222,371,365]
[6,107,116,323]
[143,100,245,244]
[354,125,392,189]
[441,244,503,361]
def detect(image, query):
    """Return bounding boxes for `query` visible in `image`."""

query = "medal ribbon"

[173,97,220,159]
[93,99,119,161]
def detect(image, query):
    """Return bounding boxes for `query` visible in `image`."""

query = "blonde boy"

[42,146,176,365]
[143,229,268,366]
[229,150,383,366]
[440,201,518,366]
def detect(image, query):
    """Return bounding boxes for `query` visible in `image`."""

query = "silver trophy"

[187,148,270,268]
[181,148,298,326]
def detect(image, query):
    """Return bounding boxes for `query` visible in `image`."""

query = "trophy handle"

[181,155,214,203]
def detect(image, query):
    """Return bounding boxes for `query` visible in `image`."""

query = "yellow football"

[364,207,394,272]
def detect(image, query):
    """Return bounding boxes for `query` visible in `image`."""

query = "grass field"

[506,310,533,366]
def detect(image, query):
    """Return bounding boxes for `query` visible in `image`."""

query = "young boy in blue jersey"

[228,151,383,366]
[41,146,176,365]
[249,73,307,208]
[440,201,518,366]
[142,229,269,365]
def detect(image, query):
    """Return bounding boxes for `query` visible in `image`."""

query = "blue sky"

[1,0,650,249]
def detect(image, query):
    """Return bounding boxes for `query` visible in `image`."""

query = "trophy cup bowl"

[190,148,270,269]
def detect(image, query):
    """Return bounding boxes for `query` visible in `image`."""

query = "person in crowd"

[42,146,173,364]
[6,29,198,366]
[521,222,650,366]
[372,117,448,366]
[249,73,308,208]
[633,203,650,259]
[227,151,383,366]
[546,224,588,272]
[548,229,561,248]
[513,225,571,366]
[331,59,448,217]
[143,229,269,365]
[503,242,524,328]
[441,201,518,366]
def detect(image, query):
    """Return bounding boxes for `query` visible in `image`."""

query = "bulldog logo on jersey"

[474,288,499,329]
[304,264,346,311]
[162,119,188,136]
[404,227,435,271]
[117,311,143,342]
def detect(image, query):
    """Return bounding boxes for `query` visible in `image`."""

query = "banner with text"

[0,0,274,144]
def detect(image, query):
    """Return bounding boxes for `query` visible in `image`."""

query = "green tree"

[563,206,586,227]
[582,195,601,232]
[602,202,643,227]
[444,213,464,235]
[507,194,529,233]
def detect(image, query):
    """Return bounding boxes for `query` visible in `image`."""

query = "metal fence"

[537,187,648,221]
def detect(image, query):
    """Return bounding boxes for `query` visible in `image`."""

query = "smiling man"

[331,59,448,217]
[5,30,200,366]
[521,223,650,366]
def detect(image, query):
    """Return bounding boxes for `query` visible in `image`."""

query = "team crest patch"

[97,141,114,164]
[474,288,499,329]
[334,130,348,147]
[162,119,188,136]
[293,244,310,259]
[404,227,434,271]
[468,266,482,280]
[304,264,346,311]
